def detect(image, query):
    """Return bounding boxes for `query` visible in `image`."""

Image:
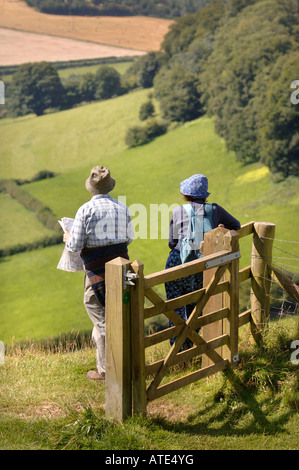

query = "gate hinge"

[123,267,138,289]
[232,353,239,363]
[205,250,241,269]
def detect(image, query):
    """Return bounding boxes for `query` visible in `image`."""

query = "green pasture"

[24,116,299,269]
[57,60,133,79]
[0,245,87,344]
[1,59,134,82]
[0,193,54,251]
[0,88,156,180]
[0,89,298,344]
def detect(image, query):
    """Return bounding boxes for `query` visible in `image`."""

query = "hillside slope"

[0,89,298,344]
[0,88,154,180]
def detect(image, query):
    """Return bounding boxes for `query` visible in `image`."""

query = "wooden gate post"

[250,222,275,343]
[105,257,132,421]
[202,226,228,368]
[223,230,239,367]
[130,260,147,415]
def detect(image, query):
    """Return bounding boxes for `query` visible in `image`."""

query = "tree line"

[24,0,211,19]
[150,0,299,179]
[3,62,129,117]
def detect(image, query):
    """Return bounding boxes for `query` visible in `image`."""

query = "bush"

[139,100,155,121]
[125,118,168,147]
[62,76,82,109]
[125,125,150,148]
[125,51,164,89]
[145,118,168,139]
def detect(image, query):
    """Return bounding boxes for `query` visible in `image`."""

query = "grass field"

[57,60,134,79]
[0,88,298,344]
[0,317,298,450]
[0,88,156,180]
[0,0,172,52]
[0,27,145,66]
[0,193,54,251]
[0,84,298,453]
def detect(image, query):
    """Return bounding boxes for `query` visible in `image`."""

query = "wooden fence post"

[202,226,228,368]
[130,260,147,415]
[223,230,239,367]
[250,222,275,343]
[105,257,132,421]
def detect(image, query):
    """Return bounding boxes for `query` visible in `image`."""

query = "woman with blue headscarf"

[165,174,240,350]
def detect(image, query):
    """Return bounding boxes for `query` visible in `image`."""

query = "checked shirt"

[66,194,133,252]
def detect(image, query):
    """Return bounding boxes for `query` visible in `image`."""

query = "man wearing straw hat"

[63,166,133,380]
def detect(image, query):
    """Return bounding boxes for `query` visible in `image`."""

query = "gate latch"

[205,250,241,269]
[123,267,138,289]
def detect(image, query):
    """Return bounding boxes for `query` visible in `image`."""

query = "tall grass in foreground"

[54,319,299,450]
[1,317,298,450]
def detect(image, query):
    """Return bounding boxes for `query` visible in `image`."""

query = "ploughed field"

[0,0,173,66]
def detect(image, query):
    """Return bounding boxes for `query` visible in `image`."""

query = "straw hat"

[85,166,115,195]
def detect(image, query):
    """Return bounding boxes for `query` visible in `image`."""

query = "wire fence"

[251,235,299,319]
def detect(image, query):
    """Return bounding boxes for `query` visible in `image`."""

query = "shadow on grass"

[147,367,294,439]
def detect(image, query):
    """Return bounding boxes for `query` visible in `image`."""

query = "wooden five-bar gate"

[104,221,299,421]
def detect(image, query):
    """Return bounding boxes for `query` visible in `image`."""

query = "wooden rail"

[104,220,298,421]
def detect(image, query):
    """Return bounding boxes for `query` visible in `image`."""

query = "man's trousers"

[83,275,106,376]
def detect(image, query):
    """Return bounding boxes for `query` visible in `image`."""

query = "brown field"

[0,0,173,52]
[0,28,146,66]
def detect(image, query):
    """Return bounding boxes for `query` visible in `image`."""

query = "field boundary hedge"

[0,170,62,256]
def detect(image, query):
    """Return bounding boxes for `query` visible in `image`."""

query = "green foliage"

[199,0,299,176]
[79,72,98,102]
[5,62,130,117]
[153,0,299,178]
[125,125,150,147]
[61,75,82,109]
[154,64,203,122]
[126,52,164,89]
[161,0,224,56]
[24,0,212,19]
[94,66,121,100]
[258,52,299,178]
[139,100,155,121]
[6,62,64,116]
[125,118,168,147]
